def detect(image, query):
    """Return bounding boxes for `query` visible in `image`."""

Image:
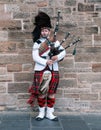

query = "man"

[27,11,66,121]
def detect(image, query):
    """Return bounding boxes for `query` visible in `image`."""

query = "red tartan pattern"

[37,97,46,107]
[47,97,55,108]
[27,69,59,106]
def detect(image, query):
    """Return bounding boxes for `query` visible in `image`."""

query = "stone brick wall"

[0,0,101,112]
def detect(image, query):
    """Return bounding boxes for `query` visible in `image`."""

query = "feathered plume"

[32,11,52,42]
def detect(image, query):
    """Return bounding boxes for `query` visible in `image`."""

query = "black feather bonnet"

[32,11,52,42]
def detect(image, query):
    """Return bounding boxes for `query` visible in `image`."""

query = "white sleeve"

[55,41,66,61]
[57,49,66,61]
[32,42,47,66]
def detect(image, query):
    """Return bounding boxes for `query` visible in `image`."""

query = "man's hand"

[46,56,58,66]
[51,56,58,61]
[46,60,53,65]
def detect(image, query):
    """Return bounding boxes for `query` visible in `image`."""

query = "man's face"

[41,28,50,38]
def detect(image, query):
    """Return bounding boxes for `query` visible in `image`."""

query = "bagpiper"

[27,11,66,121]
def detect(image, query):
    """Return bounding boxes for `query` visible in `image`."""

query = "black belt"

[41,56,47,59]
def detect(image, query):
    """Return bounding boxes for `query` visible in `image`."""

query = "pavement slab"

[0,112,101,130]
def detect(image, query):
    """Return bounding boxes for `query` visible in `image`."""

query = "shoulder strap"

[36,40,41,44]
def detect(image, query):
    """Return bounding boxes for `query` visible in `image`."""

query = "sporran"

[39,70,52,94]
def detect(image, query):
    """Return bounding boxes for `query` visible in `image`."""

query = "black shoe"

[35,117,44,121]
[46,116,58,121]
[51,117,58,121]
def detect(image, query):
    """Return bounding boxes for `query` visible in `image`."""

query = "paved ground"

[0,112,101,130]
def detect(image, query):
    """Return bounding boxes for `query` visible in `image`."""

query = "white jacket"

[32,38,66,71]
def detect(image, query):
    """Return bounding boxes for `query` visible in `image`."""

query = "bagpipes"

[48,34,80,59]
[49,10,80,57]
